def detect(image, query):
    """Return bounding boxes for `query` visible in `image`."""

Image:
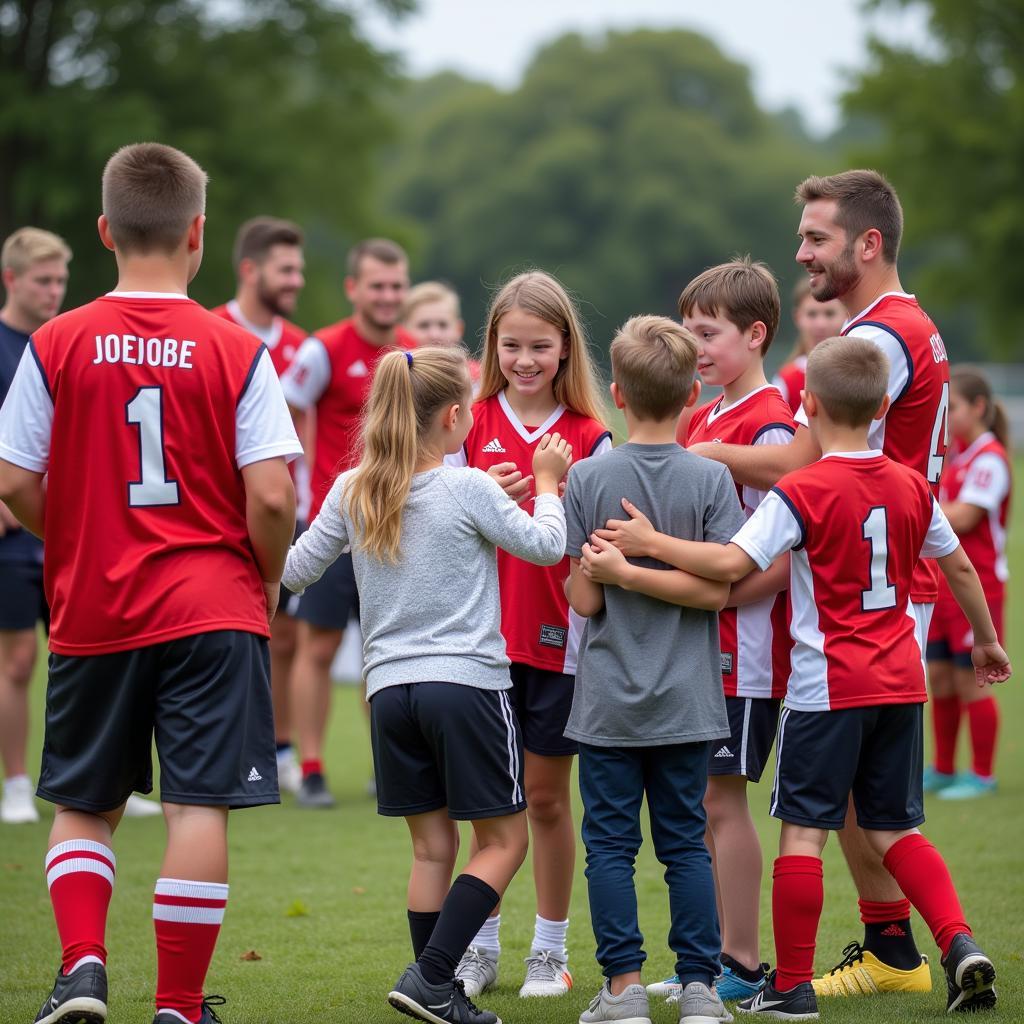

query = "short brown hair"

[102,143,207,254]
[610,316,698,421]
[402,280,461,321]
[678,256,781,355]
[233,217,303,271]
[796,169,903,263]
[805,337,889,427]
[346,237,407,277]
[2,227,71,275]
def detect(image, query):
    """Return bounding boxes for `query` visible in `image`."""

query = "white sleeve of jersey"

[956,453,1010,512]
[444,448,469,468]
[845,323,912,449]
[742,425,796,512]
[280,336,331,410]
[0,345,53,472]
[772,373,790,407]
[236,349,305,469]
[730,488,803,570]
[921,499,961,559]
[591,434,614,457]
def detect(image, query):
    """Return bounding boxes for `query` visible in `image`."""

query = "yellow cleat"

[813,942,932,996]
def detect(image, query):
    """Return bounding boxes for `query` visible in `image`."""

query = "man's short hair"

[610,316,698,421]
[677,256,781,354]
[402,281,461,320]
[101,142,208,255]
[2,227,72,275]
[346,238,407,278]
[796,169,903,264]
[805,337,890,427]
[232,217,303,272]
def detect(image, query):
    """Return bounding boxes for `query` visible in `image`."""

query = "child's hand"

[533,433,573,493]
[594,498,656,558]
[581,533,631,586]
[487,462,533,504]
[972,642,1012,686]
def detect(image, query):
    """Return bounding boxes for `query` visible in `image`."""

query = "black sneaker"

[154,995,226,1024]
[296,772,336,809]
[388,963,500,1024]
[35,962,107,1024]
[942,933,996,1012]
[737,970,818,1020]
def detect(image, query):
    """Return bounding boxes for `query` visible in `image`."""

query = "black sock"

[417,874,500,986]
[408,909,440,960]
[863,918,922,970]
[721,953,766,982]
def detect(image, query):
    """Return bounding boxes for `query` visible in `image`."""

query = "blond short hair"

[346,237,408,277]
[2,227,71,275]
[610,316,698,421]
[402,281,461,321]
[102,142,208,254]
[805,337,890,427]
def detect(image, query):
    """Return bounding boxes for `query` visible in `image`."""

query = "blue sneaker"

[923,765,958,793]
[938,772,996,801]
[716,959,769,1002]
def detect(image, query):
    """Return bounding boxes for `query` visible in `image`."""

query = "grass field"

[2,477,1023,1024]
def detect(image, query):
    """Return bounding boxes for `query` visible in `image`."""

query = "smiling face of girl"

[495,306,568,404]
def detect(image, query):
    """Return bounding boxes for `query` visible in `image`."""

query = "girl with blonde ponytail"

[283,346,574,1024]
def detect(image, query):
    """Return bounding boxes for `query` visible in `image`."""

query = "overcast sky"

[362,0,934,136]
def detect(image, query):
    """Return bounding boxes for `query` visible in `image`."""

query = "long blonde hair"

[346,346,470,562]
[478,271,606,424]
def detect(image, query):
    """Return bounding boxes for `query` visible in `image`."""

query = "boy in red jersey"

[0,143,302,1024]
[591,337,1009,1018]
[280,238,416,808]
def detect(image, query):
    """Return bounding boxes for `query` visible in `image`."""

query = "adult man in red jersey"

[281,238,415,808]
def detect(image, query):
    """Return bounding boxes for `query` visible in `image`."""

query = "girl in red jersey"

[926,368,1012,800]
[451,271,611,999]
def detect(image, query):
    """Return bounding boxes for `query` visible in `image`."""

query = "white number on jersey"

[861,506,897,611]
[927,381,950,484]
[126,387,179,507]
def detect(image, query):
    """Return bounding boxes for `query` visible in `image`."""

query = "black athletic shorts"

[278,520,307,619]
[708,695,780,782]
[770,703,925,831]
[508,662,578,757]
[294,550,358,630]
[370,682,526,820]
[0,561,49,632]
[37,630,278,812]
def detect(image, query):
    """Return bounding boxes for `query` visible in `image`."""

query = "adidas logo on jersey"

[482,437,507,453]
[714,746,733,759]
[347,359,369,377]
[247,767,263,782]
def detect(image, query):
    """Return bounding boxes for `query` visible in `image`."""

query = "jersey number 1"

[126,387,179,507]
[861,506,897,611]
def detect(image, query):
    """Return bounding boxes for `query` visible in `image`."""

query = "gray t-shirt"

[563,442,745,747]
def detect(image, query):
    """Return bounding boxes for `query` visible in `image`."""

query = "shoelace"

[453,978,483,1016]
[459,947,489,980]
[202,995,227,1023]
[826,941,866,975]
[523,949,561,982]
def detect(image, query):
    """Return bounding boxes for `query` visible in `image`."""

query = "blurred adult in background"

[212,217,311,795]
[281,238,415,808]
[402,281,480,391]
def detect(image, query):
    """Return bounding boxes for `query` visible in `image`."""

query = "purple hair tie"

[405,351,414,366]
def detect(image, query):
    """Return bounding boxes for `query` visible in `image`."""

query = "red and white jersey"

[732,451,959,711]
[687,385,795,699]
[772,356,807,416]
[796,292,950,603]
[939,431,1011,592]
[281,318,416,520]
[0,292,302,655]
[454,390,611,674]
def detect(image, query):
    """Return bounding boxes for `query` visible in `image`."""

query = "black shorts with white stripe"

[369,682,526,820]
[707,695,781,782]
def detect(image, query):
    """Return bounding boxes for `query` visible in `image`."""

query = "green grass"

[2,477,1023,1024]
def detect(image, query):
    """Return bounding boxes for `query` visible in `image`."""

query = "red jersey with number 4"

[30,295,280,654]
[687,386,795,699]
[462,391,611,674]
[210,302,306,376]
[732,452,959,711]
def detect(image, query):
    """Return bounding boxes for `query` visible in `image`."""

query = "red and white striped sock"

[45,839,115,975]
[153,878,229,1023]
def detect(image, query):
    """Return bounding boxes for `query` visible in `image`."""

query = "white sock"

[68,955,104,974]
[471,913,501,954]
[532,914,569,957]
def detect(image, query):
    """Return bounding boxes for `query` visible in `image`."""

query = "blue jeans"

[579,741,720,985]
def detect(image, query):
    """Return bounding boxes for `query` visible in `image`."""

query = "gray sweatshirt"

[283,465,567,697]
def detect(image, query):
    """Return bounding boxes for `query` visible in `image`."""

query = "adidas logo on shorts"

[482,437,506,453]
[714,745,733,758]
[247,767,263,782]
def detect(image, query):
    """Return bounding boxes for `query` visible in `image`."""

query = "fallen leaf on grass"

[352,886,366,895]
[3,863,23,871]
[240,950,262,961]
[285,900,309,917]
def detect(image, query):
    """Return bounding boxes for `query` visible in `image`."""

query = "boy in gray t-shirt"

[565,316,744,1024]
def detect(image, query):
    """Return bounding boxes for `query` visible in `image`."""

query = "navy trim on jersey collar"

[28,339,53,400]
[770,485,806,550]
[752,421,796,443]
[844,320,913,403]
[587,431,613,457]
[238,343,268,404]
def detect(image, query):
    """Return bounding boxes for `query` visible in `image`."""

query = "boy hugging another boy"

[564,315,744,1024]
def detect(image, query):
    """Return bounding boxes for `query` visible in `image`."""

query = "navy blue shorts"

[370,682,526,820]
[770,703,925,831]
[294,550,358,630]
[278,520,306,618]
[38,630,278,812]
[0,560,49,632]
[708,695,780,782]
[508,662,578,757]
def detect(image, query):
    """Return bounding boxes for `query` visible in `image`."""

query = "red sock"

[966,697,998,779]
[154,878,229,1022]
[773,856,824,990]
[882,834,969,957]
[301,758,323,778]
[46,840,115,974]
[931,695,961,776]
[859,897,912,924]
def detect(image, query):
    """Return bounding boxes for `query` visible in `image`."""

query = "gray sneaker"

[579,982,652,1024]
[678,981,733,1024]
[296,772,336,808]
[455,946,499,999]
[520,949,572,997]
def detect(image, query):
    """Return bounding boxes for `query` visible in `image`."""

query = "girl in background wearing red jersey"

[926,368,1012,800]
